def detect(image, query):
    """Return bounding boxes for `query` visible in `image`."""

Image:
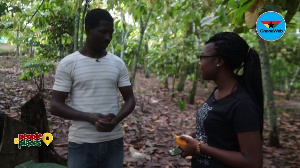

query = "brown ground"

[0,55,300,168]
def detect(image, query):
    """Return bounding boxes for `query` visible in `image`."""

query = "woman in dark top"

[180,32,263,168]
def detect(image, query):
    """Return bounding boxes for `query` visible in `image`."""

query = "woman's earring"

[217,64,219,67]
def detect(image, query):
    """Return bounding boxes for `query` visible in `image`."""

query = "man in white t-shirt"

[50,8,135,168]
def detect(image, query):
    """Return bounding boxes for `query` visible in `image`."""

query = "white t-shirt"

[53,51,131,143]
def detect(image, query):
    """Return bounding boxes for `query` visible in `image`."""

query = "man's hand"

[87,113,107,126]
[95,113,118,132]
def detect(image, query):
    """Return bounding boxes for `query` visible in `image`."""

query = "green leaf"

[264,3,282,13]
[131,117,139,122]
[230,0,255,25]
[170,2,177,7]
[11,6,22,13]
[201,15,220,27]
[22,0,30,6]
[228,0,236,8]
[177,99,186,112]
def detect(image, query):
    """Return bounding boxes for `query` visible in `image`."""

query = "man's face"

[87,20,114,53]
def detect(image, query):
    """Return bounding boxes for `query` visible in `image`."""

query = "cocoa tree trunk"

[177,67,187,92]
[80,0,88,48]
[256,34,280,147]
[188,22,199,104]
[143,40,150,78]
[0,111,39,168]
[73,1,82,52]
[20,94,67,165]
[189,62,200,104]
[130,9,152,86]
[16,26,21,57]
[286,67,299,100]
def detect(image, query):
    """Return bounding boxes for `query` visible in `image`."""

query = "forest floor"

[0,55,300,168]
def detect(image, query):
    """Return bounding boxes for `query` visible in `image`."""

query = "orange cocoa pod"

[175,136,187,147]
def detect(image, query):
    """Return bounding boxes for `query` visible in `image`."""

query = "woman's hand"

[180,135,199,157]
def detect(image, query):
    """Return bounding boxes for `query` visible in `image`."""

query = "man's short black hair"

[85,8,113,29]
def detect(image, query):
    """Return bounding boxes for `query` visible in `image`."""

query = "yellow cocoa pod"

[175,136,187,147]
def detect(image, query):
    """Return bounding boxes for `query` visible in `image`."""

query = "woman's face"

[199,43,219,80]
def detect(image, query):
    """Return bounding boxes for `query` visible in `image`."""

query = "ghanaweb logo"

[256,11,286,41]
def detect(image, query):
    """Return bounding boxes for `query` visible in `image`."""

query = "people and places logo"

[14,132,53,149]
[256,11,286,41]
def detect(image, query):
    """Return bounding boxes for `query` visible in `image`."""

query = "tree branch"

[22,0,45,31]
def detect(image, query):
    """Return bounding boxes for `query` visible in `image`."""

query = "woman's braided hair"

[206,32,264,138]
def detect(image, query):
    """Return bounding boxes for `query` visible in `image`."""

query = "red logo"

[261,21,281,29]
